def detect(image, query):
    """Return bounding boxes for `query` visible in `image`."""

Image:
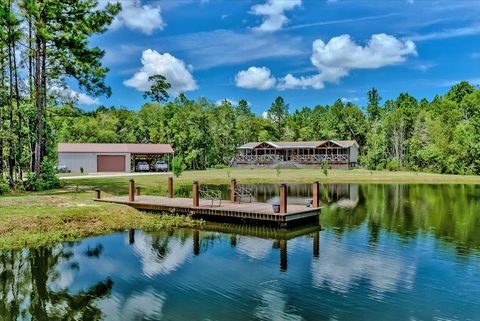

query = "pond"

[1,184,480,320]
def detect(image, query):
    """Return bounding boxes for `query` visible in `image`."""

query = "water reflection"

[1,184,480,320]
[177,183,359,207]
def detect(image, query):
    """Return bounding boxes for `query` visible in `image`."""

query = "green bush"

[387,159,399,171]
[24,159,62,191]
[0,177,9,195]
[213,164,226,169]
[172,157,186,178]
[322,161,329,176]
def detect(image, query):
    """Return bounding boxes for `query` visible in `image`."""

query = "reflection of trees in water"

[0,245,113,320]
[321,184,480,253]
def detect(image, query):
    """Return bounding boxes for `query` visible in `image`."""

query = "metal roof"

[58,143,174,154]
[238,140,358,149]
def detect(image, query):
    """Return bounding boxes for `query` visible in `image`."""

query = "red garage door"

[97,155,126,172]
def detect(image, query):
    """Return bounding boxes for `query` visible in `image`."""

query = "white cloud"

[408,24,480,41]
[215,98,242,106]
[124,49,198,96]
[105,30,306,70]
[471,52,480,59]
[111,1,165,35]
[235,66,277,90]
[250,0,302,32]
[340,97,360,103]
[278,33,417,90]
[49,85,100,105]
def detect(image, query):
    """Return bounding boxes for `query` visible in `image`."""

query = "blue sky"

[74,0,480,114]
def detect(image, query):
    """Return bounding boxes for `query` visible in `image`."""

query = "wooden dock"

[96,195,320,227]
[94,179,322,227]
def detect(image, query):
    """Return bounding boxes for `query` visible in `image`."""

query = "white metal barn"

[57,143,174,173]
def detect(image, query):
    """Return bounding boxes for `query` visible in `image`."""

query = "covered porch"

[234,141,356,167]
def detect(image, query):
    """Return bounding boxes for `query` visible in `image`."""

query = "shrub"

[213,164,226,169]
[275,165,281,178]
[172,157,186,178]
[322,161,329,177]
[0,177,9,195]
[387,159,399,171]
[24,159,62,191]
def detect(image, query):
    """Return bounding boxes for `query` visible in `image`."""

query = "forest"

[1,0,480,192]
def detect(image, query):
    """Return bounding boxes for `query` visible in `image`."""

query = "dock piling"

[128,179,135,202]
[280,183,287,213]
[95,188,101,200]
[168,177,173,198]
[313,231,320,258]
[193,181,199,207]
[193,229,200,255]
[280,239,287,272]
[135,186,141,196]
[230,178,237,203]
[129,229,135,244]
[312,181,319,208]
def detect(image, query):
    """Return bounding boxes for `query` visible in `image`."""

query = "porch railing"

[234,154,349,164]
[290,154,349,163]
[235,155,283,163]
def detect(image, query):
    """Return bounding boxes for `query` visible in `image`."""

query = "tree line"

[55,80,480,175]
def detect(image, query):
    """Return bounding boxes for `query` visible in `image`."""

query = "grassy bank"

[0,190,200,250]
[63,168,480,195]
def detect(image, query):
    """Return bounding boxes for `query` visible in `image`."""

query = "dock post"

[230,178,237,203]
[135,186,141,196]
[313,231,320,258]
[312,181,319,208]
[280,183,287,213]
[193,181,199,207]
[280,239,287,272]
[95,188,101,200]
[168,177,174,198]
[128,179,135,202]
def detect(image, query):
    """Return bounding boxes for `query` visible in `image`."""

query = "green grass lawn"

[0,190,199,250]
[63,168,480,196]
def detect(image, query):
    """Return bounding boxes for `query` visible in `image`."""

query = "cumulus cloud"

[50,85,100,105]
[250,0,302,32]
[111,1,165,35]
[278,33,417,90]
[124,49,198,95]
[235,66,276,90]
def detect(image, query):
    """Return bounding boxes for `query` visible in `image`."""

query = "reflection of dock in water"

[199,223,320,272]
[128,223,320,272]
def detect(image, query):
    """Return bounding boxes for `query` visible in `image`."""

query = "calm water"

[2,184,480,320]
